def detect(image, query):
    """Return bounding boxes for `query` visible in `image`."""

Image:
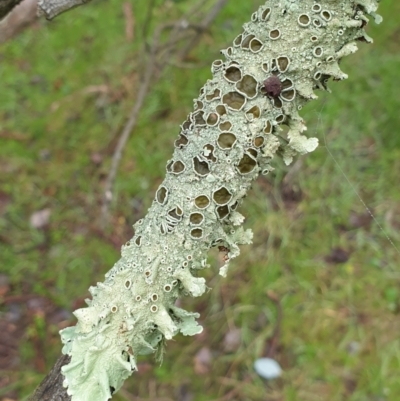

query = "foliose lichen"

[59,1,381,400]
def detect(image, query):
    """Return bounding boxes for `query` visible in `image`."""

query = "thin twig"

[265,290,283,358]
[123,2,134,42]
[178,0,229,60]
[0,0,23,20]
[101,0,229,226]
[101,55,155,226]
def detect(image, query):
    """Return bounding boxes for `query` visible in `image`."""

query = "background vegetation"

[0,0,399,400]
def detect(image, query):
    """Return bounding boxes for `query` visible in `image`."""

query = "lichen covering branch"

[37,0,89,19]
[59,1,381,400]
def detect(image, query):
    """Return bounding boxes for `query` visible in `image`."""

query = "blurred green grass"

[0,0,399,400]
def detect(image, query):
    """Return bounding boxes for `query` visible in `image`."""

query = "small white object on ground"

[254,358,282,380]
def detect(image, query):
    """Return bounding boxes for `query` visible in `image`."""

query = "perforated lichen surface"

[60,1,381,400]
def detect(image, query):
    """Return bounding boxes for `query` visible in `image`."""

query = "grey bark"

[37,0,89,19]
[28,355,71,401]
[0,0,23,20]
[0,0,37,43]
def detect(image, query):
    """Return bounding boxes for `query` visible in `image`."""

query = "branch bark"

[27,0,382,400]
[0,0,37,43]
[28,355,71,401]
[37,0,89,19]
[0,0,23,20]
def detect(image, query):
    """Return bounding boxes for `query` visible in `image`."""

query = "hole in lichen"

[135,236,142,246]
[237,154,257,174]
[313,46,323,57]
[216,104,227,116]
[313,71,322,80]
[168,207,183,220]
[206,89,221,101]
[261,7,271,20]
[203,144,217,162]
[311,35,318,42]
[246,105,260,119]
[254,136,265,147]
[276,114,285,123]
[136,295,141,301]
[224,66,242,82]
[250,38,263,52]
[111,305,118,313]
[269,29,281,40]
[195,195,210,209]
[160,224,166,235]
[196,100,203,110]
[206,112,219,126]
[156,186,168,205]
[312,3,322,12]
[313,18,322,27]
[152,294,158,302]
[298,13,311,26]
[171,160,185,174]
[151,305,158,313]
[217,132,237,150]
[241,34,255,49]
[264,120,272,134]
[190,212,204,225]
[191,228,203,239]
[145,270,151,277]
[272,97,283,108]
[262,62,269,73]
[216,205,229,220]
[281,78,293,90]
[321,10,331,21]
[212,60,223,71]
[174,134,188,149]
[164,284,172,292]
[193,157,210,176]
[277,56,290,72]
[182,118,191,130]
[281,89,296,101]
[213,187,232,205]
[219,121,232,131]
[125,280,132,289]
[233,34,243,47]
[247,148,258,158]
[236,75,258,98]
[222,91,246,111]
[193,111,206,126]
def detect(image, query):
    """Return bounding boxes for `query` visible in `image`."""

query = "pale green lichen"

[60,1,381,400]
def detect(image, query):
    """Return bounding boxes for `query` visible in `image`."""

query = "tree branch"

[0,0,38,44]
[36,0,89,20]
[28,0,382,400]
[28,355,71,401]
[0,0,23,20]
